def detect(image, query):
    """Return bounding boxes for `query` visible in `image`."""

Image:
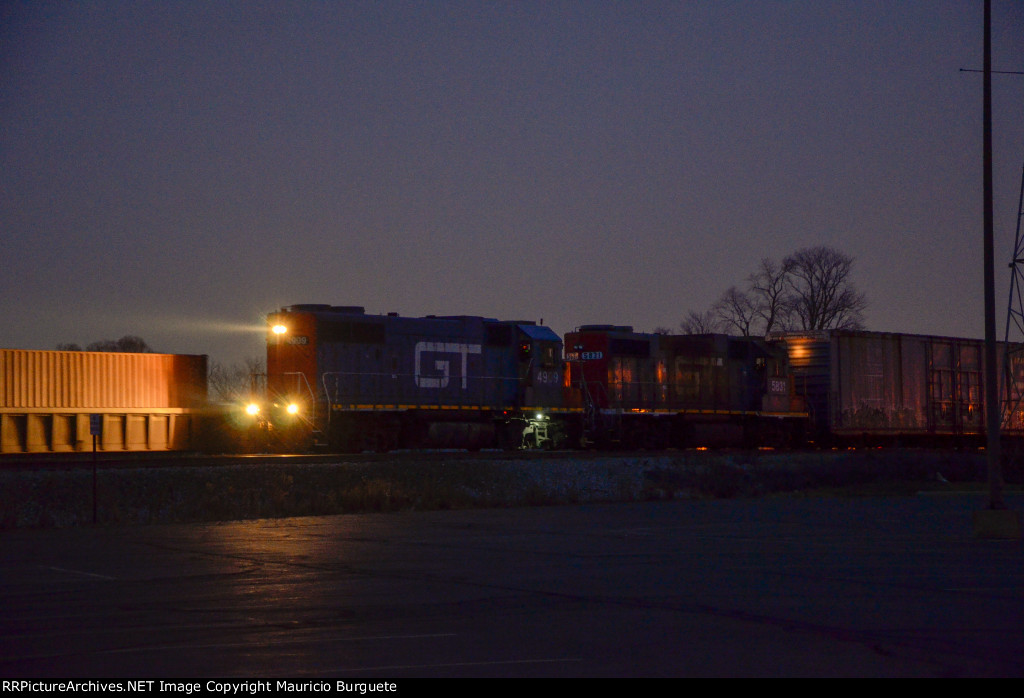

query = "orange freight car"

[0,349,207,454]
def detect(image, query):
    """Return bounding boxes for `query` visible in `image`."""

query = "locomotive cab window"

[541,344,556,367]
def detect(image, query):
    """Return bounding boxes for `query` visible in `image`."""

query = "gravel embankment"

[0,449,1005,529]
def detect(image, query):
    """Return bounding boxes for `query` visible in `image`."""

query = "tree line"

[669,245,867,337]
[56,335,154,352]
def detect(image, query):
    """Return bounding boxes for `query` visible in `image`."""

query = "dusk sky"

[2,1,1023,366]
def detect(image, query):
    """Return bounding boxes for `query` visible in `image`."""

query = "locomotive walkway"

[1,492,1021,677]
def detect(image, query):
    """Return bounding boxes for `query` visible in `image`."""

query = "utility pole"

[982,0,1001,510]
[975,0,1021,539]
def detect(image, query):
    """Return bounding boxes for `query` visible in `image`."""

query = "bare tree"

[680,309,721,334]
[748,258,793,334]
[208,357,266,404]
[679,246,866,337]
[85,335,154,352]
[58,336,154,352]
[713,286,758,337]
[782,246,867,330]
[651,326,674,335]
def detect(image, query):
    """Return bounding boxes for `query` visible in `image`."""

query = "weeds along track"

[0,449,1000,529]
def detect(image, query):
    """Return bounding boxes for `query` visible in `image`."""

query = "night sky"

[2,1,1022,366]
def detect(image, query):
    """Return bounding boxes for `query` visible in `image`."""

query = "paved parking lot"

[1,493,1021,677]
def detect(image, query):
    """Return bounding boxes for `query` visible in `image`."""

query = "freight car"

[770,329,1024,446]
[263,305,567,451]
[564,326,806,448]
[0,349,207,454]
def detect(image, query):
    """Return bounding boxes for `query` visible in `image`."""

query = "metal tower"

[1001,160,1024,431]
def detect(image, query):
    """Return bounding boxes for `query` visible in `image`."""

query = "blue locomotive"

[264,305,566,450]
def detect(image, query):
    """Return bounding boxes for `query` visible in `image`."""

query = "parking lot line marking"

[44,566,115,580]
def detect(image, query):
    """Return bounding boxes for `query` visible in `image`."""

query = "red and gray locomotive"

[564,325,803,448]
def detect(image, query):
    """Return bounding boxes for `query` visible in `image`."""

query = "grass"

[0,449,1011,528]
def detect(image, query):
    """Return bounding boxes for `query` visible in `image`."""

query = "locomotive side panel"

[661,334,730,411]
[516,323,564,411]
[318,314,481,408]
[565,326,662,411]
[318,314,390,406]
[563,328,612,409]
[267,309,319,413]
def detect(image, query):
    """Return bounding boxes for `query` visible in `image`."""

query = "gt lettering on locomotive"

[414,341,482,389]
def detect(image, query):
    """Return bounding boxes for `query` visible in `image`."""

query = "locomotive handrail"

[319,370,531,411]
[282,371,316,403]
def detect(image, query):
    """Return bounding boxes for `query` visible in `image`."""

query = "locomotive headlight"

[245,403,260,416]
[286,403,299,415]
[272,324,287,335]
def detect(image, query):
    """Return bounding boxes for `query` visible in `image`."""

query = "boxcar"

[0,349,207,454]
[770,329,1024,445]
[563,326,804,448]
[265,305,565,450]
